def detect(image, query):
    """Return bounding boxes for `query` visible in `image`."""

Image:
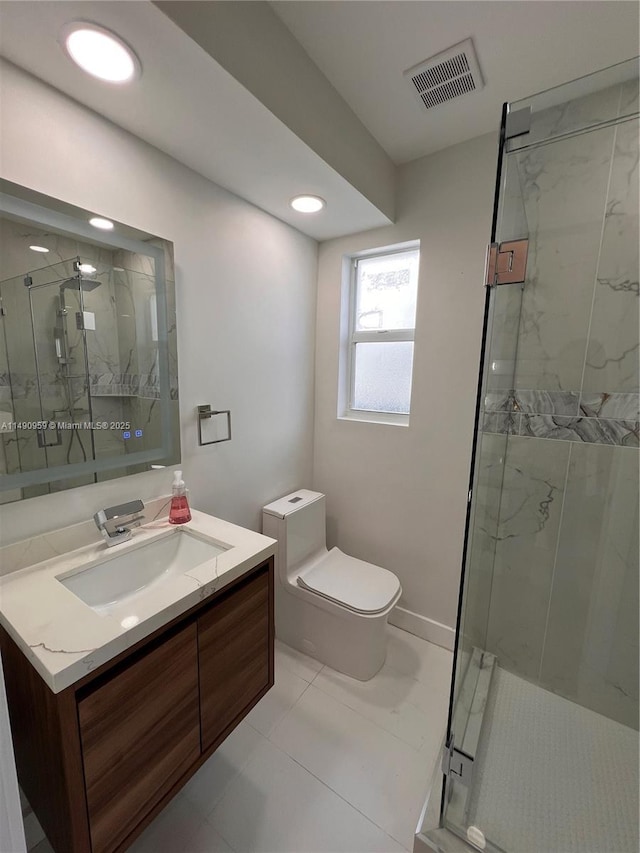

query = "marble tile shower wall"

[484,81,639,444]
[479,83,639,729]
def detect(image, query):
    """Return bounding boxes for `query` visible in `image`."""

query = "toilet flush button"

[289,496,303,503]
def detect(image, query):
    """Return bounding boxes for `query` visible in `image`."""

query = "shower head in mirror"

[60,277,101,292]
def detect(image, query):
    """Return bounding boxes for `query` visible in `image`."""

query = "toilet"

[262,489,401,680]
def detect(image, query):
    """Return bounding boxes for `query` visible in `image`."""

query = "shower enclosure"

[419,59,639,853]
[0,230,173,501]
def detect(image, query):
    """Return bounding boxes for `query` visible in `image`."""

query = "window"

[344,245,420,420]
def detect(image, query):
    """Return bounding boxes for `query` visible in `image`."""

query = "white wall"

[313,131,498,635]
[0,61,318,543]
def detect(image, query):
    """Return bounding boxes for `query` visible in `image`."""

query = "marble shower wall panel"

[82,270,127,464]
[539,444,639,728]
[110,244,179,466]
[522,83,625,149]
[461,433,508,654]
[496,150,529,244]
[513,125,616,391]
[582,117,639,400]
[83,272,122,382]
[485,282,523,394]
[485,435,570,680]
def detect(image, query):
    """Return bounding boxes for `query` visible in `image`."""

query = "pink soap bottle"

[169,470,192,524]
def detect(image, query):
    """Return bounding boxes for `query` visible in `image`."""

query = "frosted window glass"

[355,250,419,331]
[353,342,414,414]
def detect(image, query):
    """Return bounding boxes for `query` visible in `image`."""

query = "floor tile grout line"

[275,640,452,753]
[274,648,324,684]
[279,674,437,755]
[258,735,412,852]
[206,725,411,852]
[184,721,270,824]
[306,668,450,754]
[200,813,240,853]
[207,637,444,850]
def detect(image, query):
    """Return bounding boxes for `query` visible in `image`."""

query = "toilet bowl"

[262,490,401,681]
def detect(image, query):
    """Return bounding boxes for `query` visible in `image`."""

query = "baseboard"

[389,606,456,651]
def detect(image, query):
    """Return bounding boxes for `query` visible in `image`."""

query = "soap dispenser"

[169,470,192,524]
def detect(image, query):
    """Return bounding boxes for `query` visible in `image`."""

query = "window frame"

[344,243,419,422]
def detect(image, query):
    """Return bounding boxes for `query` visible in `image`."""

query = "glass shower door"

[443,144,527,847]
[440,58,639,853]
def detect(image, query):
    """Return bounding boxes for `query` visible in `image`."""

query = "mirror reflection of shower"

[56,262,102,464]
[22,258,100,468]
[0,199,179,504]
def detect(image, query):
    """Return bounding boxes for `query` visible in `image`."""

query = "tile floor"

[24,626,453,853]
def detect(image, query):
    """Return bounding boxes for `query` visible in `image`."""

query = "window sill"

[338,410,410,427]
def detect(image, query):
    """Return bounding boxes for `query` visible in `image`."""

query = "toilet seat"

[297,547,401,615]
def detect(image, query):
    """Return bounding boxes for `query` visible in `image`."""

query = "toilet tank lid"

[262,489,324,519]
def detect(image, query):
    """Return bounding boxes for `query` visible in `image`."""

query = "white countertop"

[0,507,276,693]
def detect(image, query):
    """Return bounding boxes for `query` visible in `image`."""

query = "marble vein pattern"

[484,389,580,416]
[579,391,640,420]
[481,394,639,445]
[583,117,639,396]
[0,507,276,692]
[512,123,617,392]
[482,411,519,436]
[539,443,639,729]
[518,414,639,446]
[468,83,639,739]
[485,435,570,680]
[457,433,506,659]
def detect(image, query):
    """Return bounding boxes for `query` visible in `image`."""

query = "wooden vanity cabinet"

[1,558,274,853]
[199,569,270,751]
[78,623,201,853]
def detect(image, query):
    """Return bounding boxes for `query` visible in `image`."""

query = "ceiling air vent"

[404,38,484,111]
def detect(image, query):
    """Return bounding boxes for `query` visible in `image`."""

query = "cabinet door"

[199,567,272,751]
[78,623,200,853]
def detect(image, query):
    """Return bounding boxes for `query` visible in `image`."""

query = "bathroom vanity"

[0,505,275,853]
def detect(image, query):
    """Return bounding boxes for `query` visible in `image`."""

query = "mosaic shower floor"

[467,667,639,853]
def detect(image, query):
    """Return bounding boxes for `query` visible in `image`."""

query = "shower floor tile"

[467,666,639,853]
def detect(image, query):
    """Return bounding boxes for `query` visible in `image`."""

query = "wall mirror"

[0,180,180,504]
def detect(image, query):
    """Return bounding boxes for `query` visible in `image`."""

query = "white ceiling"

[0,1,390,241]
[271,0,640,164]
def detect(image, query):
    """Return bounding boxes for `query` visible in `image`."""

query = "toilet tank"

[262,490,326,579]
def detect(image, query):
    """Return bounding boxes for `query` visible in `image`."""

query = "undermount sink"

[58,529,228,619]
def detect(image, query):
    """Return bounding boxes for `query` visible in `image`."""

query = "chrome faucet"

[94,499,145,547]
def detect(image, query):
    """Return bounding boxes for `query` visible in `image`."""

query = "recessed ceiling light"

[79,263,97,274]
[61,23,141,83]
[89,216,114,231]
[29,245,49,253]
[290,195,326,213]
